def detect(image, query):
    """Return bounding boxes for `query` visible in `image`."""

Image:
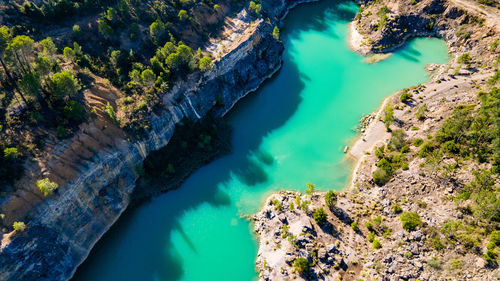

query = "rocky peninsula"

[254,0,500,280]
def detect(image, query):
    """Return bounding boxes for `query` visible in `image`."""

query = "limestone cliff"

[0,3,299,280]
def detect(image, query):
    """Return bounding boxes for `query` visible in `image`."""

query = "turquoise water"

[73,1,449,280]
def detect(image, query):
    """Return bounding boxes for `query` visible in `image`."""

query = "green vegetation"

[457,52,472,64]
[272,27,280,40]
[372,239,382,249]
[372,136,408,186]
[37,178,59,196]
[293,257,310,275]
[400,212,422,231]
[383,102,395,131]
[376,5,390,30]
[0,0,249,190]
[324,190,337,210]
[313,208,328,225]
[400,89,412,103]
[305,182,315,195]
[416,104,427,120]
[272,199,282,211]
[351,221,359,231]
[13,221,26,232]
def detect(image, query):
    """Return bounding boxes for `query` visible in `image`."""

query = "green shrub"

[418,142,434,158]
[305,182,315,195]
[416,104,427,120]
[178,10,188,21]
[401,163,409,170]
[372,239,382,249]
[351,221,359,231]
[36,178,59,196]
[368,231,375,242]
[64,100,86,123]
[417,200,427,208]
[442,140,459,154]
[313,208,328,225]
[485,249,497,262]
[199,57,212,72]
[392,204,402,214]
[400,212,422,231]
[293,257,310,275]
[13,221,26,232]
[427,257,441,269]
[3,147,18,160]
[272,199,282,211]
[413,138,424,147]
[365,221,374,231]
[490,231,500,246]
[400,89,412,102]
[105,102,117,123]
[384,102,395,131]
[457,52,472,64]
[373,168,391,186]
[272,26,280,40]
[325,190,337,210]
[390,130,406,151]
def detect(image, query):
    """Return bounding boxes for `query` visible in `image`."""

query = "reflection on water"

[73,1,449,280]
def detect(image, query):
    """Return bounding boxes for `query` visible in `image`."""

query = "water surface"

[74,1,449,280]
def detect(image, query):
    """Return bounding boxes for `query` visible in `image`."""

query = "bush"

[273,27,280,40]
[372,239,382,249]
[392,204,402,214]
[490,231,500,246]
[416,104,427,120]
[413,138,424,147]
[351,221,359,231]
[400,89,412,102]
[400,212,422,231]
[305,182,315,195]
[293,257,310,275]
[427,257,441,269]
[442,140,459,154]
[390,130,406,151]
[384,102,395,131]
[64,100,86,123]
[458,53,472,64]
[373,168,391,186]
[178,10,188,21]
[36,178,59,196]
[313,208,328,225]
[368,231,375,242]
[199,57,212,72]
[325,190,337,210]
[418,142,434,158]
[271,199,282,211]
[13,221,26,232]
[3,147,19,160]
[365,221,374,231]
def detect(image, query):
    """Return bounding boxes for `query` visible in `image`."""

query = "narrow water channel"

[74,0,449,280]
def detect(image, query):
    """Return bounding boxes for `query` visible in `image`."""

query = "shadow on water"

[73,1,357,281]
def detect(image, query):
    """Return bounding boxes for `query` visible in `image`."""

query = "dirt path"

[450,0,500,31]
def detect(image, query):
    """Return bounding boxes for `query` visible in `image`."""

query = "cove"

[73,1,449,280]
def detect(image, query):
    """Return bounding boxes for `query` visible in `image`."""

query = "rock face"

[0,0,311,279]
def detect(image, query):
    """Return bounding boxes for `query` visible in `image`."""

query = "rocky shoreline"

[0,0,318,279]
[253,0,500,280]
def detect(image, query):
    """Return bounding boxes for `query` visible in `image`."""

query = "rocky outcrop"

[254,0,500,280]
[254,70,500,280]
[0,1,307,279]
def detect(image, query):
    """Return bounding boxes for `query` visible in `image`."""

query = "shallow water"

[73,1,449,280]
